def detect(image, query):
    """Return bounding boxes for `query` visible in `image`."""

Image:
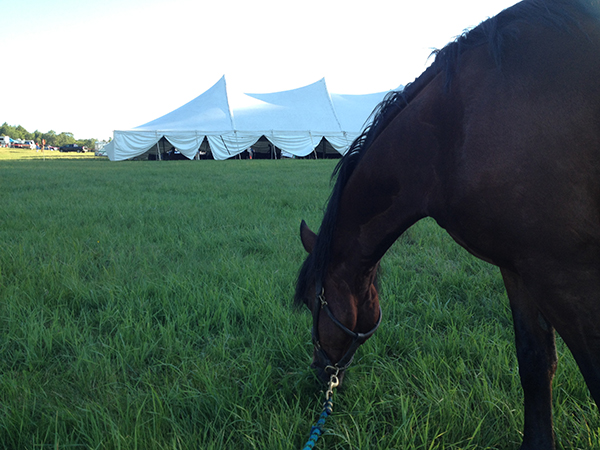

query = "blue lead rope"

[302,398,333,450]
[302,372,340,450]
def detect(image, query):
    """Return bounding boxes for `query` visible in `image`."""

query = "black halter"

[311,282,382,375]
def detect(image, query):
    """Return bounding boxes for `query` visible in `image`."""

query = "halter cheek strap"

[311,282,382,374]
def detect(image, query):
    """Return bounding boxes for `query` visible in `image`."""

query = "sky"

[1,0,520,141]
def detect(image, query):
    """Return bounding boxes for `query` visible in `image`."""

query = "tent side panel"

[208,133,261,160]
[163,133,206,159]
[110,131,162,161]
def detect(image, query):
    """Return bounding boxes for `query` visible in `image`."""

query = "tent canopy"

[106,76,397,161]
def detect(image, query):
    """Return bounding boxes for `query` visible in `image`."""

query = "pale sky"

[1,0,520,141]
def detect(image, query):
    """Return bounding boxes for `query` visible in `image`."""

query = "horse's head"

[296,220,382,385]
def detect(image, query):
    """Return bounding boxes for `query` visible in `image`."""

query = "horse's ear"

[300,220,317,254]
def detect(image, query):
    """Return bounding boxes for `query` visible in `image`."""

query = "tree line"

[0,122,101,149]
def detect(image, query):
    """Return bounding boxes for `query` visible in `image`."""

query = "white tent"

[106,76,395,161]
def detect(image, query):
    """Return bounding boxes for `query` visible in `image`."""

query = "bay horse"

[294,0,600,448]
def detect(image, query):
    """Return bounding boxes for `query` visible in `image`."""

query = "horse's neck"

[329,85,446,281]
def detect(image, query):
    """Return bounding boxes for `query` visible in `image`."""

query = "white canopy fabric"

[106,76,395,161]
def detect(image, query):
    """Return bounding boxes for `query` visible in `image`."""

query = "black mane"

[294,0,590,306]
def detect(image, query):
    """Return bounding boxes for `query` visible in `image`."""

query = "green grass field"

[0,147,99,161]
[1,153,599,449]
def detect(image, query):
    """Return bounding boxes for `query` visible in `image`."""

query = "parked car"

[12,140,37,149]
[59,144,86,153]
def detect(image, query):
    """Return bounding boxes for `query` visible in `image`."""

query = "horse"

[294,0,600,448]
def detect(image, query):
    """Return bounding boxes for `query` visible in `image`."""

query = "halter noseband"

[311,282,382,375]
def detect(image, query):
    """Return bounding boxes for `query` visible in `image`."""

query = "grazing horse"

[294,0,600,448]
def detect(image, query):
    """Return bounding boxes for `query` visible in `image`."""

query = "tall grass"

[0,157,598,449]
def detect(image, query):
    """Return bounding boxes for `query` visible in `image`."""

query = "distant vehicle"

[95,140,108,157]
[12,140,37,149]
[59,144,86,153]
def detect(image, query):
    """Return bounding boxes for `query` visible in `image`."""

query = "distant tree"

[42,130,58,147]
[0,122,10,137]
[33,131,43,144]
[77,138,95,149]
[55,132,76,147]
[0,123,98,147]
[14,125,30,140]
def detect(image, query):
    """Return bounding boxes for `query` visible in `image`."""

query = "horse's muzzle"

[311,350,346,385]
